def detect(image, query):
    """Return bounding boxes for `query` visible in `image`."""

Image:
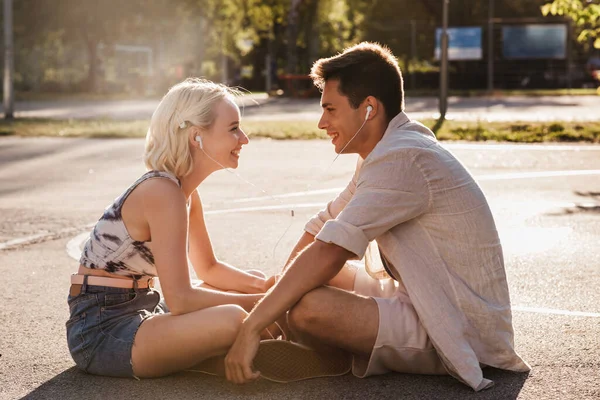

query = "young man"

[225,42,530,391]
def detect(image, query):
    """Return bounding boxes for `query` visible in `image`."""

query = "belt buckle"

[147,277,155,288]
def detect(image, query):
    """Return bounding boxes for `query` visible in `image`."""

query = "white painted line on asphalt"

[230,189,341,203]
[477,169,600,181]
[205,202,324,215]
[513,306,600,318]
[66,232,90,261]
[8,169,598,251]
[229,169,600,204]
[445,143,600,151]
[0,232,50,250]
[0,223,94,252]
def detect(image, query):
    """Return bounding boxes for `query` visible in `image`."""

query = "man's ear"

[365,96,379,120]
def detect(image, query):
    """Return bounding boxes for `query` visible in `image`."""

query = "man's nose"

[318,113,328,130]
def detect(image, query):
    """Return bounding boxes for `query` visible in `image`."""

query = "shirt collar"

[387,111,410,132]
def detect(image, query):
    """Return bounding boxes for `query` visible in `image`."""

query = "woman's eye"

[230,126,239,132]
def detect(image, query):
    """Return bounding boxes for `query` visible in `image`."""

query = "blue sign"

[503,24,567,59]
[435,27,482,61]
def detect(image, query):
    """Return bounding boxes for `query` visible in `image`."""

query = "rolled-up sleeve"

[304,160,361,236]
[315,151,431,258]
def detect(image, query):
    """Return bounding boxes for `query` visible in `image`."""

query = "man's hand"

[225,326,261,384]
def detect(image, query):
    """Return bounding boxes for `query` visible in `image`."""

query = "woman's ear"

[189,127,202,147]
[188,129,197,146]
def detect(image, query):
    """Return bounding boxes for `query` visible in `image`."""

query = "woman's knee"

[218,304,248,336]
[220,304,248,324]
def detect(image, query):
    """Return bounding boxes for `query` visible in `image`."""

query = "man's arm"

[224,240,353,384]
[304,159,361,238]
[282,159,361,272]
[283,231,315,271]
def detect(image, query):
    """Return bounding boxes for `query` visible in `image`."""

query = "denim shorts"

[65,276,168,378]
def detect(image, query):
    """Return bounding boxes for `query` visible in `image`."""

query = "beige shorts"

[352,265,448,378]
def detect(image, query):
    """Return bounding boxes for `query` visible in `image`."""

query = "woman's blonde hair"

[144,78,238,177]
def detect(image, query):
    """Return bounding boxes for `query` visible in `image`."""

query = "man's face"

[318,79,364,154]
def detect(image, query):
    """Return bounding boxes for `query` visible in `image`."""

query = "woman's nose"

[239,128,250,144]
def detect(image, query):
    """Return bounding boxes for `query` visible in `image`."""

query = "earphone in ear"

[195,135,203,149]
[365,105,373,120]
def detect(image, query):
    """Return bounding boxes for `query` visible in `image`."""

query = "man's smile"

[327,131,340,145]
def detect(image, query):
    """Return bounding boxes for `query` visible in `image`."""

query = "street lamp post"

[439,0,449,120]
[3,0,14,120]
[487,0,494,93]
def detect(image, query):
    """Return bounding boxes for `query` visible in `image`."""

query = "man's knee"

[288,289,325,333]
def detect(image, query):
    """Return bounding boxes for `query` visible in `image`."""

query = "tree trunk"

[305,0,319,71]
[286,0,302,74]
[3,0,15,119]
[82,27,98,92]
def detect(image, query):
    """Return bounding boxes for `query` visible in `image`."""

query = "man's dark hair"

[310,42,404,122]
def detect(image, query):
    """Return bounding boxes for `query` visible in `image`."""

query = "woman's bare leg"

[132,270,277,377]
[131,304,247,378]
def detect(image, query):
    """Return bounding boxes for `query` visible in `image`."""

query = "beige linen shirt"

[305,112,530,391]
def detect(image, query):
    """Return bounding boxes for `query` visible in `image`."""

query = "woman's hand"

[262,274,280,292]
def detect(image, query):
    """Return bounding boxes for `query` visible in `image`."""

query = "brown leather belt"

[69,274,155,296]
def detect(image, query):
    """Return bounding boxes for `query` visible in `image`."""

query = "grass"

[404,88,599,97]
[429,119,600,143]
[1,118,599,143]
[241,120,600,143]
[0,118,150,138]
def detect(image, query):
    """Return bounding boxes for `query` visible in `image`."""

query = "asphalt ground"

[2,94,600,122]
[0,136,599,400]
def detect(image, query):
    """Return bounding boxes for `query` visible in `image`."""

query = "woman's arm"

[187,189,269,294]
[142,179,263,315]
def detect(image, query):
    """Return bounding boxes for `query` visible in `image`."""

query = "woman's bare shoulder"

[135,176,186,210]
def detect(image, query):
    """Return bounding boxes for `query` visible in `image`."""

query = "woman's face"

[202,98,249,169]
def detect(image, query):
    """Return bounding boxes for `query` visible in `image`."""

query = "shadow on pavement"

[21,367,528,400]
[549,191,600,216]
[0,138,91,165]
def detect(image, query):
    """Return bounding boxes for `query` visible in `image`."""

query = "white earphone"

[332,104,373,159]
[195,135,203,149]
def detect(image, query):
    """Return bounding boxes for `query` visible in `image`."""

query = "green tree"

[16,0,179,92]
[542,0,600,48]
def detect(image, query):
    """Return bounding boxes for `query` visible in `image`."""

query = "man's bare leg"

[287,285,378,356]
[326,262,359,292]
[283,262,359,343]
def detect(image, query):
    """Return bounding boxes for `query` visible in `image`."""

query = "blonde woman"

[66,78,351,381]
